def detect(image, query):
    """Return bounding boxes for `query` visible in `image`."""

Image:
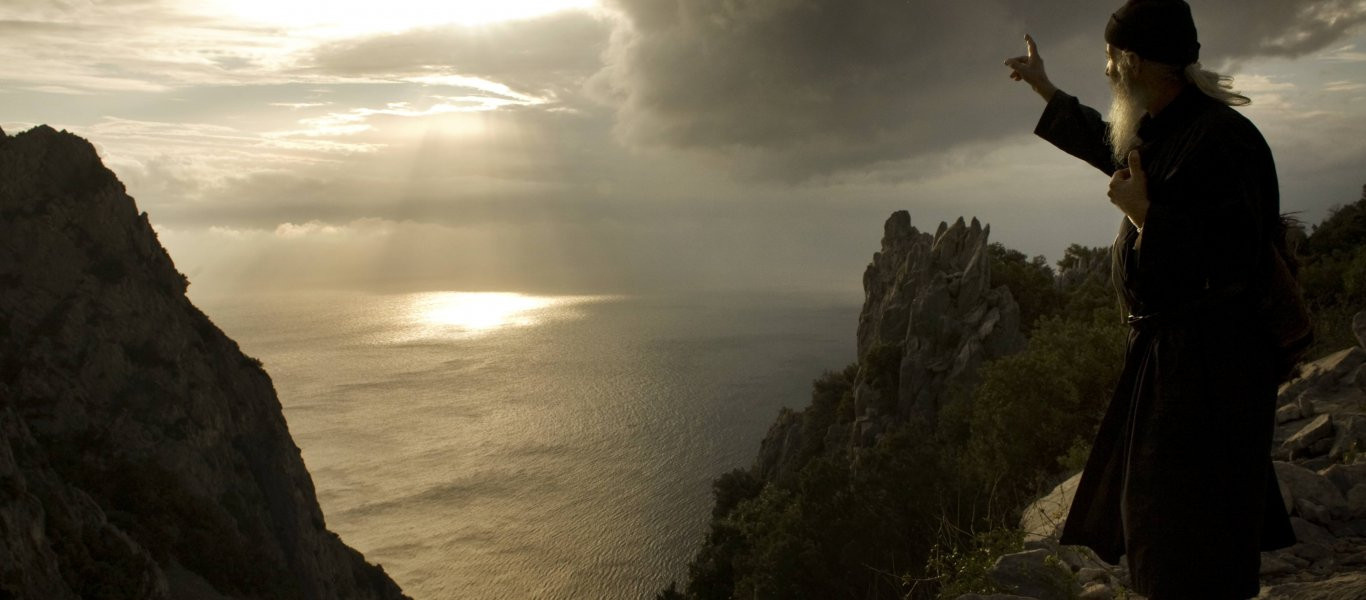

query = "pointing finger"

[1025,34,1038,59]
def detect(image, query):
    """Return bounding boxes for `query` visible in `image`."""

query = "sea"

[191,290,860,599]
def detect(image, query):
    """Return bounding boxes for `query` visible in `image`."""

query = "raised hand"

[1004,34,1057,102]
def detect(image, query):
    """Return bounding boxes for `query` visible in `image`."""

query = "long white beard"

[1107,72,1147,166]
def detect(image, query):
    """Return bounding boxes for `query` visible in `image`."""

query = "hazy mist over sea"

[194,290,859,598]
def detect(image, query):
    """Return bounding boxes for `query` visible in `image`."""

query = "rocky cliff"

[855,212,1026,429]
[0,125,408,599]
[755,211,1027,482]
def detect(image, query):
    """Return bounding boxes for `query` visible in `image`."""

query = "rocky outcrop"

[0,126,407,598]
[754,212,1026,481]
[853,212,1025,440]
[984,311,1366,600]
[1018,471,1082,544]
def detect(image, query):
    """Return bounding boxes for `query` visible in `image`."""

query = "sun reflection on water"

[408,292,586,337]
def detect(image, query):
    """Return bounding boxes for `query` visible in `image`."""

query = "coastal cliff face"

[854,212,1026,433]
[0,125,407,599]
[755,211,1027,482]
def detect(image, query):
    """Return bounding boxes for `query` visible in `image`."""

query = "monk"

[1004,1,1297,598]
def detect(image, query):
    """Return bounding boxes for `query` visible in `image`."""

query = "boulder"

[1348,484,1366,518]
[1326,347,1365,382]
[1281,347,1366,402]
[1077,582,1111,600]
[1328,415,1366,461]
[1296,499,1334,527]
[987,549,1077,600]
[1320,462,1366,496]
[1275,402,1303,424]
[1056,544,1115,571]
[1353,310,1366,350]
[1289,517,1338,549]
[1020,471,1082,542]
[1291,539,1333,562]
[1301,456,1338,472]
[1284,414,1335,458]
[1260,553,1297,576]
[1277,462,1349,519]
[1298,395,1318,419]
[1074,567,1108,585]
[1257,571,1366,599]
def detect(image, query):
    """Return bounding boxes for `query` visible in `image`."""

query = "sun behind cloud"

[200,0,601,36]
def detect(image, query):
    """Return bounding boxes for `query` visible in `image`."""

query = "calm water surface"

[193,290,858,599]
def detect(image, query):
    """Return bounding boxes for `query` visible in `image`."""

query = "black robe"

[1034,86,1297,599]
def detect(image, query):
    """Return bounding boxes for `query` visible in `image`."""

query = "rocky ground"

[956,312,1366,600]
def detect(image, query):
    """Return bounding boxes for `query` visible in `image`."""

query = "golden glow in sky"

[202,0,600,35]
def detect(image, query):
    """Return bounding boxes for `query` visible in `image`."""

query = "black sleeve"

[1034,90,1118,176]
[1134,119,1274,307]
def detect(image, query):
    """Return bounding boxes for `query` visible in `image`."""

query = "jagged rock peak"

[0,126,408,599]
[882,209,913,245]
[755,211,1028,480]
[852,211,1025,443]
[858,212,1009,359]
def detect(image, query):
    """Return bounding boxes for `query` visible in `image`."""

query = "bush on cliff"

[1300,187,1366,358]
[686,424,951,599]
[947,314,1125,510]
[988,244,1062,334]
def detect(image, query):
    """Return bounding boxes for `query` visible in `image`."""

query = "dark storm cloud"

[594,0,1366,179]
[1011,0,1366,60]
[305,12,611,95]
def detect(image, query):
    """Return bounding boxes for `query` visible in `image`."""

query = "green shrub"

[989,243,1063,333]
[920,526,1025,599]
[711,469,761,520]
[1303,192,1366,259]
[957,316,1125,507]
[799,364,857,461]
[1299,190,1366,358]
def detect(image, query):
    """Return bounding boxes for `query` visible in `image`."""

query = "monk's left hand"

[1109,149,1149,228]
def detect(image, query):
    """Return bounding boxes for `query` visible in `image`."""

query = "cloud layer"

[593,0,1366,179]
[3,1,1364,295]
[305,12,611,98]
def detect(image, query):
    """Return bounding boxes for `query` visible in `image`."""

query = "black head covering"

[1105,0,1200,66]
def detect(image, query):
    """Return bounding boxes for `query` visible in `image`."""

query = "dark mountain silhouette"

[0,125,408,599]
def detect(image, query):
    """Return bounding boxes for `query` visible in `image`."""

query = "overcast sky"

[3,0,1364,296]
